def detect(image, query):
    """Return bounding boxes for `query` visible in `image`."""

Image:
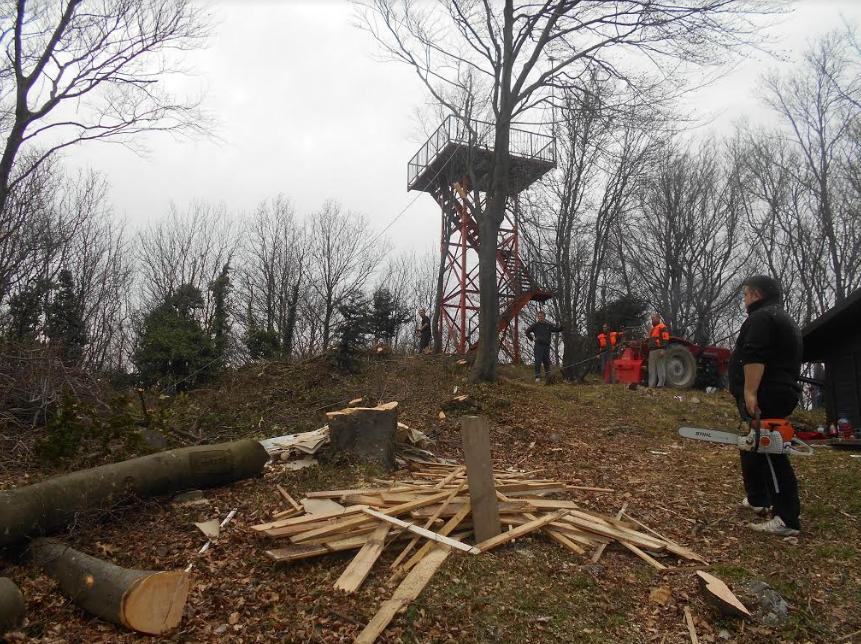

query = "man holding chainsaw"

[729,275,803,536]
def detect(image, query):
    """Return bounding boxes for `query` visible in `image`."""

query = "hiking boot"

[535,377,542,383]
[747,515,799,537]
[740,497,769,517]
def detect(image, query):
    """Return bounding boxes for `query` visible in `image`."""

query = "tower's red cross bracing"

[407,116,556,362]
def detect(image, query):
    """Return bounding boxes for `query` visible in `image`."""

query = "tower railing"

[407,115,555,190]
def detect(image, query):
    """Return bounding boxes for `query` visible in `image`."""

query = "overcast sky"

[68,0,861,257]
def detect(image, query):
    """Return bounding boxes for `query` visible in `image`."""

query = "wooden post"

[459,415,501,542]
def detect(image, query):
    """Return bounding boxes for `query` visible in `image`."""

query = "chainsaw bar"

[678,427,741,446]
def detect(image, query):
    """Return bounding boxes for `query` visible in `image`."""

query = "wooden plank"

[591,501,628,563]
[291,490,451,543]
[355,545,450,644]
[477,510,569,553]
[542,527,587,555]
[333,523,391,593]
[683,606,699,644]
[252,505,367,532]
[303,485,417,499]
[620,541,667,570]
[391,482,466,570]
[401,503,471,573]
[276,484,302,512]
[498,515,606,546]
[410,500,529,518]
[301,498,346,515]
[507,498,580,510]
[521,512,586,556]
[560,515,666,550]
[362,508,480,554]
[460,416,501,542]
[433,465,465,489]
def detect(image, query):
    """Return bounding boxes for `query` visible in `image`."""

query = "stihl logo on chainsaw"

[678,418,813,457]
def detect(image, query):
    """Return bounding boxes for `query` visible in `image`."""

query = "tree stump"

[31,538,189,635]
[326,402,398,469]
[0,577,24,634]
[0,438,268,548]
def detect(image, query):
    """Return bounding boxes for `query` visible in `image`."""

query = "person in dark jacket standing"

[416,308,431,353]
[526,311,563,383]
[729,275,802,536]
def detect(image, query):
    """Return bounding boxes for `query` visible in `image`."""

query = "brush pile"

[251,460,707,641]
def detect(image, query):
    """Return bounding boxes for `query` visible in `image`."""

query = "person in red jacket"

[597,323,622,383]
[647,313,670,387]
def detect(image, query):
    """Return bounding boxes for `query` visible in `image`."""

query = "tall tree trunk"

[432,206,449,354]
[284,277,301,355]
[470,214,502,382]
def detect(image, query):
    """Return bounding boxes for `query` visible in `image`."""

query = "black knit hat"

[742,275,782,302]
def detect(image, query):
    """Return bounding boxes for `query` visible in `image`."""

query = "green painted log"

[0,439,268,548]
[0,577,24,634]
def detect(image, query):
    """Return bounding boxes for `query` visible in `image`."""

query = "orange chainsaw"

[678,414,813,456]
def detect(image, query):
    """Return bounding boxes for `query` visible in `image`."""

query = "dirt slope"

[2,354,859,643]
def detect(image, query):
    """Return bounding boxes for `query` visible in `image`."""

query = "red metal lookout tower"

[407,116,556,361]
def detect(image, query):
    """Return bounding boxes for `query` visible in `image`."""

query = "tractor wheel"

[664,344,697,389]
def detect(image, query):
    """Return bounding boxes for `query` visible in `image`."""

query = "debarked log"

[0,439,268,548]
[0,577,24,634]
[31,538,189,635]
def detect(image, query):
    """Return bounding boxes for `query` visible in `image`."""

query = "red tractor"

[612,336,731,389]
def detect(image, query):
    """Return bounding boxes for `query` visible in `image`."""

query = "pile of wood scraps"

[251,462,707,641]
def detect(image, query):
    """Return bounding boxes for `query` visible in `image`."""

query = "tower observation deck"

[408,115,556,361]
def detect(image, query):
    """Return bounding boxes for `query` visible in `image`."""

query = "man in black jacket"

[729,275,802,536]
[526,311,563,383]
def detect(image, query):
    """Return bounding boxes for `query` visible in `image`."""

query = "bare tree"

[238,195,308,357]
[359,0,776,381]
[136,201,237,333]
[763,31,861,303]
[308,200,383,351]
[620,140,746,345]
[0,0,210,216]
[523,76,655,377]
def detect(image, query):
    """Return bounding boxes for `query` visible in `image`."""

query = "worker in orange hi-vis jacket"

[596,323,621,384]
[647,312,670,388]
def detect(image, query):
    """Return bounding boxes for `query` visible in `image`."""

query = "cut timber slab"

[696,571,751,618]
[355,545,450,644]
[31,538,188,635]
[334,523,391,593]
[460,416,501,542]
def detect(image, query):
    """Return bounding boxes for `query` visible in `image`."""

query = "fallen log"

[0,577,24,634]
[0,439,268,548]
[31,538,189,635]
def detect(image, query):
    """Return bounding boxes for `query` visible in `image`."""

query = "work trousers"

[736,391,801,530]
[419,332,431,352]
[648,349,665,387]
[599,349,614,383]
[534,342,551,378]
